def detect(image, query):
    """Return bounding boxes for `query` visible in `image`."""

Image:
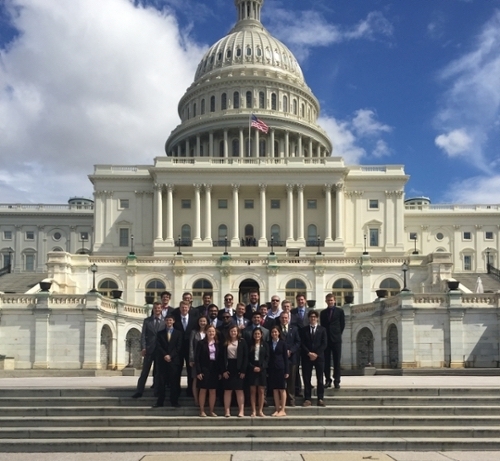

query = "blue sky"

[1,0,500,204]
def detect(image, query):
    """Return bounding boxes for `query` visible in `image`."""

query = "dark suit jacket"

[243,325,270,345]
[233,315,249,329]
[161,306,175,318]
[156,329,183,366]
[247,341,269,372]
[269,339,289,374]
[262,316,277,330]
[220,339,249,375]
[319,306,345,343]
[245,303,260,320]
[140,316,165,355]
[173,312,199,343]
[196,304,211,318]
[278,323,301,365]
[290,307,310,328]
[300,325,327,362]
[195,339,221,376]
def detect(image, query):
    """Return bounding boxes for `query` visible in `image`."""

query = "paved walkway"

[1,375,499,461]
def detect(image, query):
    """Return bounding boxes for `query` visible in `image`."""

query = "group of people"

[132,290,345,417]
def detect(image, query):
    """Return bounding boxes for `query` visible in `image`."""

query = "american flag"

[251,114,269,134]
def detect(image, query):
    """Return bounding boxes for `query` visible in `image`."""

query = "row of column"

[153,183,344,245]
[171,129,327,159]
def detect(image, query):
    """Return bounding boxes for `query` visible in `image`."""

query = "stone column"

[316,144,321,157]
[154,184,163,241]
[297,135,302,157]
[93,192,104,246]
[196,135,201,157]
[255,130,260,157]
[204,184,213,244]
[385,191,395,249]
[448,291,465,368]
[224,130,228,158]
[185,139,190,157]
[286,184,294,243]
[37,225,45,271]
[335,183,344,243]
[324,184,333,242]
[177,145,181,157]
[270,129,275,157]
[296,184,305,243]
[209,131,214,157]
[259,184,267,246]
[231,184,240,246]
[285,131,290,158]
[193,184,202,243]
[82,303,101,369]
[308,138,313,158]
[394,190,405,250]
[166,185,174,243]
[239,129,244,157]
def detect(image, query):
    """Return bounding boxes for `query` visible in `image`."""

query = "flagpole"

[248,113,252,158]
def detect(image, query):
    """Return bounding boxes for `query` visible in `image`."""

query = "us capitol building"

[1,0,500,372]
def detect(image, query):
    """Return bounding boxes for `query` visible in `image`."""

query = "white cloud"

[435,128,474,157]
[434,10,500,170]
[443,175,500,204]
[319,115,365,164]
[0,0,205,203]
[372,139,391,158]
[352,109,392,137]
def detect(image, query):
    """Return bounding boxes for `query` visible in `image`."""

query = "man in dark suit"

[160,291,175,318]
[281,299,298,327]
[132,302,165,398]
[233,302,249,330]
[173,300,199,397]
[259,304,277,330]
[278,311,301,406]
[300,310,327,407]
[243,311,269,345]
[154,315,183,407]
[290,293,309,329]
[217,310,235,341]
[319,293,345,389]
[207,304,222,328]
[196,292,212,318]
[218,293,235,319]
[245,290,260,320]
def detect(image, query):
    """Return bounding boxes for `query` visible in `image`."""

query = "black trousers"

[324,341,342,385]
[180,341,193,395]
[135,352,156,394]
[302,357,325,400]
[156,361,181,406]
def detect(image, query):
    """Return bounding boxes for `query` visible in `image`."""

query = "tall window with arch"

[219,140,225,157]
[285,278,307,302]
[293,99,298,115]
[259,139,266,157]
[98,279,119,298]
[307,224,318,246]
[181,224,192,246]
[283,95,288,113]
[271,93,277,110]
[232,139,240,157]
[380,278,401,297]
[244,224,256,246]
[332,279,354,306]
[221,93,227,110]
[217,224,228,246]
[271,224,281,246]
[210,95,216,112]
[201,99,205,115]
[145,279,166,303]
[233,91,240,109]
[246,91,252,108]
[192,278,213,307]
[259,91,265,109]
[193,103,197,117]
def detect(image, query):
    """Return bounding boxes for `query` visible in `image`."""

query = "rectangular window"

[464,255,472,271]
[26,231,34,241]
[369,228,379,247]
[119,228,129,247]
[80,232,89,241]
[409,232,417,240]
[485,231,494,240]
[270,199,280,209]
[119,199,129,209]
[307,199,317,209]
[181,199,191,209]
[218,199,228,209]
[369,199,379,210]
[25,254,35,271]
[463,231,471,240]
[3,230,12,240]
[244,199,254,209]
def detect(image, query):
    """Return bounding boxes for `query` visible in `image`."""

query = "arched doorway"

[100,325,113,370]
[239,279,259,305]
[387,324,399,369]
[356,327,374,369]
[125,328,142,369]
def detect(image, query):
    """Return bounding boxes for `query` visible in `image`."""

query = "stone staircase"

[1,386,500,452]
[454,272,500,293]
[0,272,48,293]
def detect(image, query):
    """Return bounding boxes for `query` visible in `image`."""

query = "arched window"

[307,224,318,246]
[52,247,64,252]
[332,278,354,306]
[285,278,307,301]
[218,224,228,246]
[256,47,262,57]
[145,279,166,302]
[23,250,36,272]
[301,103,305,117]
[246,91,252,108]
[201,99,205,115]
[271,93,277,110]
[232,139,240,157]
[226,49,232,59]
[274,140,279,157]
[380,278,401,297]
[245,139,253,157]
[293,99,298,115]
[244,224,256,246]
[246,46,252,56]
[181,224,192,246]
[221,93,227,110]
[219,140,225,157]
[259,139,266,157]
[236,47,242,57]
[233,92,240,109]
[271,224,281,245]
[193,278,213,306]
[259,91,265,109]
[99,279,119,298]
[283,95,288,113]
[193,103,197,117]
[210,96,215,112]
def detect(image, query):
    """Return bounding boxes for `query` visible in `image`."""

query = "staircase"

[1,386,500,452]
[454,272,500,292]
[0,272,48,293]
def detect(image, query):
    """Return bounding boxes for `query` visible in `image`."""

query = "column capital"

[153,183,163,192]
[334,182,344,191]
[231,184,240,192]
[166,184,174,192]
[259,183,267,192]
[296,184,304,192]
[193,183,202,191]
[286,184,294,193]
[204,184,212,193]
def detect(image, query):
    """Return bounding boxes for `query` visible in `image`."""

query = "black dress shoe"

[325,379,332,388]
[152,403,164,408]
[131,392,142,398]
[334,383,340,389]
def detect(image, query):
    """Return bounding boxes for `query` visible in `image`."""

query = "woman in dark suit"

[189,315,208,406]
[247,327,269,417]
[195,325,220,417]
[268,326,289,417]
[220,325,248,417]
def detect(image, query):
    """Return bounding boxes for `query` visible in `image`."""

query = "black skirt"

[247,359,267,387]
[197,360,219,389]
[223,358,245,390]
[268,367,286,390]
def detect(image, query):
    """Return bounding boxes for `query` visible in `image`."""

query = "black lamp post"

[363,234,368,255]
[129,234,135,255]
[412,235,418,255]
[90,263,98,293]
[316,235,321,255]
[486,248,491,273]
[177,235,182,255]
[81,235,86,253]
[270,236,275,255]
[223,236,228,256]
[401,262,409,291]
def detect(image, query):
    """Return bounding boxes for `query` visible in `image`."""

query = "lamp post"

[223,236,228,256]
[81,235,86,253]
[89,263,98,293]
[316,235,321,255]
[177,235,182,255]
[270,236,275,256]
[8,247,13,273]
[412,235,418,255]
[363,234,368,255]
[401,262,409,292]
[486,248,491,273]
[129,234,135,256]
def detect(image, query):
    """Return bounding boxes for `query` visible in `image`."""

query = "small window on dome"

[256,47,262,57]
[246,91,252,108]
[210,55,214,64]
[210,96,215,112]
[227,49,232,59]
[265,48,271,60]
[236,48,242,57]
[246,47,252,56]
[218,51,222,61]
